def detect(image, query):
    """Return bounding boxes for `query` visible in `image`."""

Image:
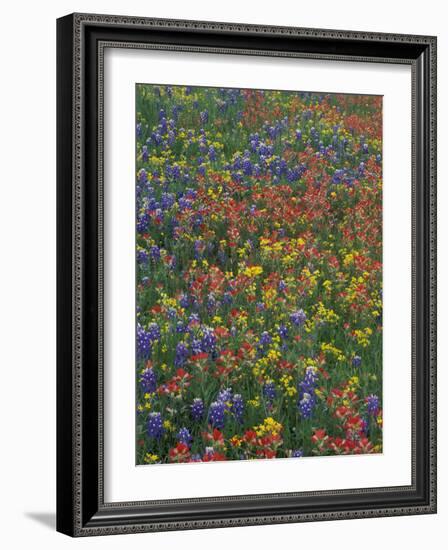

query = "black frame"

[57,13,437,537]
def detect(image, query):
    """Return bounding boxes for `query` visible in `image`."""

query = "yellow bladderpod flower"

[247,396,261,408]
[243,265,264,278]
[144,453,159,464]
[163,420,174,431]
[254,417,283,437]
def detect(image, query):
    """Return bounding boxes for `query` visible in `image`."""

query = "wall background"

[0,1,445,548]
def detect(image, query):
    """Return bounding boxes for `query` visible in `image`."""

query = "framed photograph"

[56,13,437,536]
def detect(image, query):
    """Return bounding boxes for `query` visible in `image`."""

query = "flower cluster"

[135,84,383,464]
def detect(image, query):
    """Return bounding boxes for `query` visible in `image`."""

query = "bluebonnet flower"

[292,449,304,458]
[167,307,177,320]
[140,367,157,393]
[136,213,149,233]
[263,382,276,401]
[175,321,186,334]
[290,309,306,327]
[217,387,233,409]
[174,342,189,367]
[161,192,176,210]
[151,131,163,145]
[207,293,217,313]
[191,212,204,229]
[201,327,216,353]
[278,280,287,292]
[287,167,301,182]
[208,145,217,161]
[138,168,148,184]
[222,292,233,305]
[352,355,362,368]
[332,168,345,184]
[172,164,182,180]
[137,249,148,264]
[200,110,209,124]
[147,412,164,439]
[360,416,370,436]
[242,158,253,176]
[194,240,205,260]
[190,338,203,355]
[232,394,244,423]
[147,322,161,342]
[191,398,205,421]
[259,331,272,347]
[150,245,161,261]
[278,324,288,339]
[185,188,197,200]
[231,171,243,183]
[137,323,152,359]
[297,366,318,419]
[209,400,226,428]
[177,427,192,446]
[178,196,192,211]
[142,145,148,162]
[298,392,315,419]
[179,293,190,308]
[366,394,380,416]
[188,313,200,325]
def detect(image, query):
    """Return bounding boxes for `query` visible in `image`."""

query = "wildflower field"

[135,84,383,465]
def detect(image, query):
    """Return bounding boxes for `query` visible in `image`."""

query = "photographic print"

[135,84,383,465]
[57,15,437,534]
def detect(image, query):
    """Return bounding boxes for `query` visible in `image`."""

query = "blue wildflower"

[177,427,192,446]
[140,367,157,393]
[150,245,161,261]
[217,387,233,409]
[366,394,380,416]
[297,366,318,419]
[263,382,276,401]
[290,309,306,327]
[191,398,205,421]
[174,342,189,367]
[136,323,152,359]
[147,412,164,439]
[232,394,244,423]
[209,400,225,428]
[259,331,272,347]
[278,324,288,339]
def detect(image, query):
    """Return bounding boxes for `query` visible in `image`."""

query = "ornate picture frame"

[57,13,437,536]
